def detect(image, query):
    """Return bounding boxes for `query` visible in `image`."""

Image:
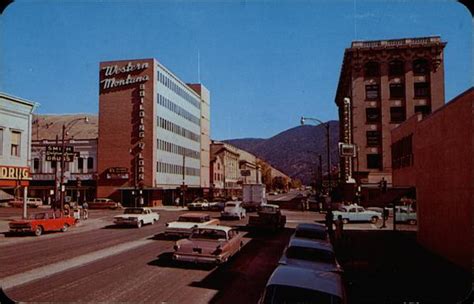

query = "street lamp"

[60,116,88,213]
[300,116,331,206]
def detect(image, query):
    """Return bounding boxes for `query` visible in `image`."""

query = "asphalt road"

[0,208,294,303]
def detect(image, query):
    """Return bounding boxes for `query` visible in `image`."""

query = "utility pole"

[60,124,66,213]
[53,135,59,211]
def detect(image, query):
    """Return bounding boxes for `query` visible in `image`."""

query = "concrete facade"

[335,37,446,188]
[391,87,473,271]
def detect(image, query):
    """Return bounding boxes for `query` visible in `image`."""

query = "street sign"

[338,143,356,157]
[46,145,74,153]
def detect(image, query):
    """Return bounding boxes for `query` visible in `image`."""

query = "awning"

[0,189,14,201]
[365,187,415,207]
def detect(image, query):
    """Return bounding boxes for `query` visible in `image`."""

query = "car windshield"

[286,246,335,263]
[190,229,227,240]
[178,216,205,223]
[124,208,144,214]
[295,229,327,240]
[263,285,341,304]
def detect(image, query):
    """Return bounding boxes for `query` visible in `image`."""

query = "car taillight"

[213,246,222,255]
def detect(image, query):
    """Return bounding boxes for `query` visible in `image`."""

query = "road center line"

[1,236,156,290]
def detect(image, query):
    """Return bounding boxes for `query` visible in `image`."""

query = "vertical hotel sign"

[137,84,146,183]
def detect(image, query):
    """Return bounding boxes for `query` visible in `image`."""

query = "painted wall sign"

[0,166,31,180]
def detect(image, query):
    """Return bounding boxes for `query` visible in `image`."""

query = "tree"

[257,159,272,190]
[290,178,302,189]
[272,176,289,191]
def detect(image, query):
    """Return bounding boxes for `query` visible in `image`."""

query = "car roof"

[288,238,334,251]
[180,213,209,218]
[261,204,279,208]
[296,223,326,232]
[195,225,233,232]
[267,265,343,298]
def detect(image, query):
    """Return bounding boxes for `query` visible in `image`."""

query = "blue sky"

[1,0,471,140]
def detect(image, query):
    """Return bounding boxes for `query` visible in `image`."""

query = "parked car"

[9,197,43,208]
[259,265,345,304]
[221,201,246,219]
[394,206,417,225]
[279,238,343,273]
[332,204,382,224]
[88,198,121,210]
[9,211,76,236]
[247,204,286,231]
[113,207,159,228]
[291,223,329,243]
[164,213,220,238]
[187,198,209,211]
[173,225,244,264]
[207,199,226,211]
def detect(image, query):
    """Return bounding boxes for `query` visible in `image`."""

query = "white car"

[113,207,159,228]
[221,201,246,219]
[164,213,220,238]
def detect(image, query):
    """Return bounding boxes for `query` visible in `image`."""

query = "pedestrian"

[325,209,334,235]
[335,215,344,245]
[175,197,180,207]
[82,201,88,220]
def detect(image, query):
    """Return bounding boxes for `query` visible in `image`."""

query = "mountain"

[224,121,340,185]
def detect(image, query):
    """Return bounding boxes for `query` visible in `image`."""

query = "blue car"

[332,204,382,224]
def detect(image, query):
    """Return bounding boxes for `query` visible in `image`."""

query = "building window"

[413,58,429,75]
[11,131,21,157]
[364,62,380,77]
[414,82,430,98]
[51,160,57,169]
[367,154,381,169]
[366,108,381,123]
[33,158,40,172]
[389,83,405,99]
[87,157,94,170]
[389,60,404,76]
[78,157,84,171]
[365,85,380,100]
[390,107,406,123]
[415,105,431,116]
[366,131,381,147]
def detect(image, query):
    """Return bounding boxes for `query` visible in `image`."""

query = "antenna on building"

[198,49,201,83]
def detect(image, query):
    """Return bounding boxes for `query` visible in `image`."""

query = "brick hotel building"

[97,59,210,206]
[335,36,446,195]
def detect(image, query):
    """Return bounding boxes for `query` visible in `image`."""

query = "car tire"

[137,221,143,228]
[34,226,43,236]
[409,219,417,225]
[342,218,349,224]
[371,216,379,224]
[61,224,69,232]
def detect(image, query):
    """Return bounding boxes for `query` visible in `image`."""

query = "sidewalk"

[336,230,471,303]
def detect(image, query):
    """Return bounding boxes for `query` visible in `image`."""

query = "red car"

[9,211,76,236]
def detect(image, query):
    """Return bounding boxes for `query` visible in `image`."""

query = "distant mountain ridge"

[224,121,340,185]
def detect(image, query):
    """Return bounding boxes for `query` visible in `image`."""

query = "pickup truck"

[9,197,43,208]
[9,211,76,236]
[247,204,286,231]
[113,207,159,228]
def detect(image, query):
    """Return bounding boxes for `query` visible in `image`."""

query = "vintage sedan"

[259,265,345,304]
[290,223,329,243]
[164,213,220,238]
[394,206,417,225]
[113,207,159,228]
[9,211,76,236]
[187,198,210,211]
[173,225,244,264]
[221,201,246,219]
[332,204,382,224]
[279,238,343,273]
[88,198,121,210]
